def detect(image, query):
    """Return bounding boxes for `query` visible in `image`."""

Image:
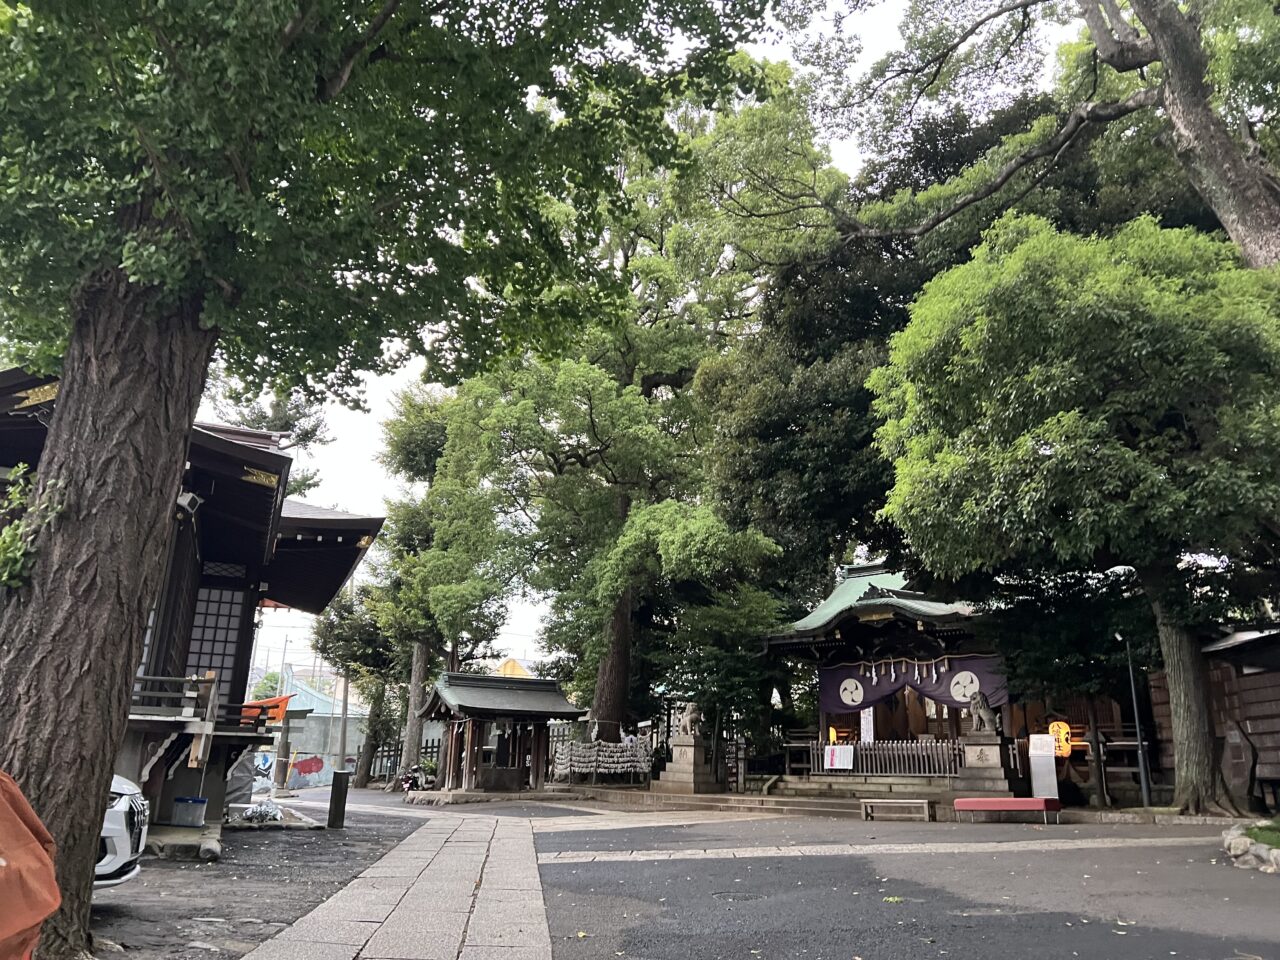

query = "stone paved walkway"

[242,815,551,960]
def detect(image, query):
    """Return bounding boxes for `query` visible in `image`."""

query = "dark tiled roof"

[419,672,585,720]
[194,422,287,452]
[281,499,372,522]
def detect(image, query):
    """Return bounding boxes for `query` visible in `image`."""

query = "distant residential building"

[493,657,538,679]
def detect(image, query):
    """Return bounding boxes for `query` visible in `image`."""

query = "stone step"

[580,785,1019,821]
[582,789,870,820]
[779,776,953,789]
[774,781,951,796]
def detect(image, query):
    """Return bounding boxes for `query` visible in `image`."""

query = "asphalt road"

[266,790,1280,960]
[534,815,1279,960]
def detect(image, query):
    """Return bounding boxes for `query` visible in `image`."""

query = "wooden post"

[460,719,474,792]
[441,722,452,790]
[531,725,546,791]
[445,718,461,791]
[1085,697,1111,808]
[522,724,533,788]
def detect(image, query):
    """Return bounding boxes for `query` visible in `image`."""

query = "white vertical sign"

[860,708,875,743]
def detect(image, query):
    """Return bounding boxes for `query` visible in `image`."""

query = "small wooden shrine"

[420,673,585,792]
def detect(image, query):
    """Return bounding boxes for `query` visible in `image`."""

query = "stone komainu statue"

[969,691,1001,734]
[677,701,702,736]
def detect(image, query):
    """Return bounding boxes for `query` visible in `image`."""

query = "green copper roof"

[775,564,973,640]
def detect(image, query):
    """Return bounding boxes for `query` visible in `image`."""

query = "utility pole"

[276,636,290,696]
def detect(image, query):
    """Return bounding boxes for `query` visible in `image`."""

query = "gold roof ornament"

[241,467,279,488]
[13,382,59,409]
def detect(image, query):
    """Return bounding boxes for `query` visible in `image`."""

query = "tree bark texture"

[591,494,634,744]
[0,267,215,959]
[353,684,386,789]
[1138,567,1222,813]
[397,640,429,775]
[591,585,634,743]
[1126,0,1280,268]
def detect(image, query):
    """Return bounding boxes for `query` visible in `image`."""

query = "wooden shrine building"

[764,562,1140,801]
[767,561,1280,812]
[0,368,384,826]
[420,673,584,793]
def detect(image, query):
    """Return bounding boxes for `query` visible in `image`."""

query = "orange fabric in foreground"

[0,770,61,960]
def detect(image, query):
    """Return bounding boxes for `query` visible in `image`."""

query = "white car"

[94,775,148,890]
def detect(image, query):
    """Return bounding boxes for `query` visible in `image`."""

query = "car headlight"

[107,791,124,813]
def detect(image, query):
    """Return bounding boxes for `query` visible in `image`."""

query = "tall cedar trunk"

[353,684,386,789]
[1137,566,1221,813]
[397,640,429,775]
[0,267,214,958]
[1127,0,1280,268]
[591,586,633,744]
[591,495,633,744]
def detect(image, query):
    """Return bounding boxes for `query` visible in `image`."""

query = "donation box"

[1028,734,1060,800]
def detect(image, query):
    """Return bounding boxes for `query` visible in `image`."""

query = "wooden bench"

[861,798,933,822]
[954,797,1062,824]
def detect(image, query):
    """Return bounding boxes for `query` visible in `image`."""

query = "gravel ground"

[91,804,421,960]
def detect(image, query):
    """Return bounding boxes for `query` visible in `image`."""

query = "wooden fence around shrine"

[371,737,443,780]
[810,739,965,778]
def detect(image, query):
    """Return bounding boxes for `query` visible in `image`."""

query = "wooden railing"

[131,673,217,720]
[810,739,965,778]
[130,673,219,768]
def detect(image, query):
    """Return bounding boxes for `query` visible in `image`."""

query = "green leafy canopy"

[0,0,767,397]
[870,214,1280,579]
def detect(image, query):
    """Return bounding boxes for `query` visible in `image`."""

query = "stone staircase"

[580,767,1022,821]
[771,775,954,799]
[579,785,870,819]
[774,772,1018,801]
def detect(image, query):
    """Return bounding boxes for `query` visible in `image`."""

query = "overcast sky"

[250,356,551,671]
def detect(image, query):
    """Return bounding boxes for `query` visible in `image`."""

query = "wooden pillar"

[518,724,529,791]
[531,725,546,791]
[540,725,550,790]
[444,717,461,790]
[452,718,464,789]
[442,720,454,790]
[461,719,476,792]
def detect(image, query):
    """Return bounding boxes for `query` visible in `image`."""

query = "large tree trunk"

[591,585,634,743]
[0,267,214,958]
[1126,0,1280,268]
[353,684,386,789]
[591,494,634,745]
[1137,565,1223,814]
[396,640,429,776]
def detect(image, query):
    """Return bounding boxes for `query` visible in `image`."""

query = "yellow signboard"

[1048,721,1072,757]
